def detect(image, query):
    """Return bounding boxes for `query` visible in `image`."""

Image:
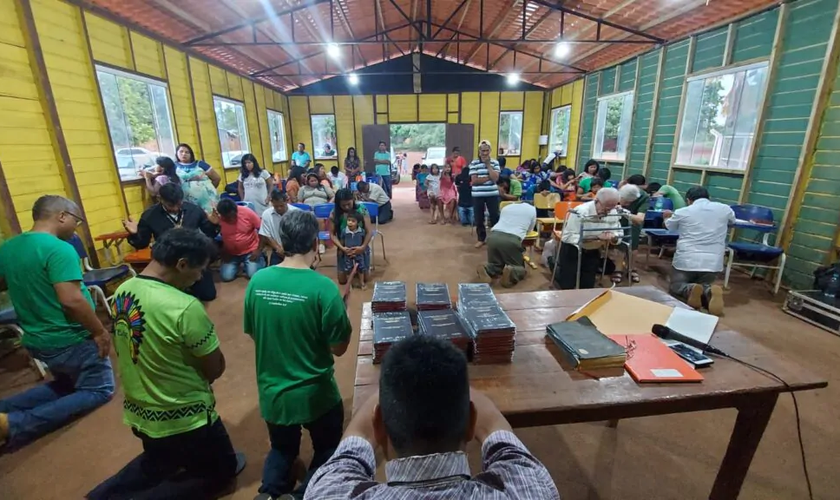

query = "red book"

[608,334,703,383]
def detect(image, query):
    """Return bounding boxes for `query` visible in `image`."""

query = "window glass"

[549,106,572,156]
[311,115,338,159]
[213,97,250,168]
[593,92,634,161]
[267,110,287,162]
[498,111,523,156]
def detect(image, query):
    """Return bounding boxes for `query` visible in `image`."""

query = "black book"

[545,318,626,370]
[459,304,516,337]
[416,283,452,310]
[457,283,497,309]
[372,281,407,304]
[417,310,468,340]
[373,311,414,345]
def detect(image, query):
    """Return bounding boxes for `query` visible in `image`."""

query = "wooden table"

[353,286,827,500]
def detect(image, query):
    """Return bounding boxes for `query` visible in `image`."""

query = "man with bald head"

[0,195,114,450]
[555,187,624,289]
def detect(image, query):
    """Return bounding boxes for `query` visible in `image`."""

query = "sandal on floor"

[610,272,623,284]
[630,271,640,283]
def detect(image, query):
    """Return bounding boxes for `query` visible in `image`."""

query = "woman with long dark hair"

[331,188,373,285]
[284,167,305,203]
[174,143,221,213]
[344,147,361,181]
[237,153,274,213]
[143,156,181,196]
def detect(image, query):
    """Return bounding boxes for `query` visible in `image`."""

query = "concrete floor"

[0,184,837,499]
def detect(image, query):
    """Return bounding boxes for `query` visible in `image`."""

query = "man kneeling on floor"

[477,201,536,288]
[0,195,114,450]
[305,335,560,499]
[88,228,244,499]
[664,186,734,316]
[356,181,393,224]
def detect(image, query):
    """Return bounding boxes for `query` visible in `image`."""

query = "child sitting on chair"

[342,212,368,289]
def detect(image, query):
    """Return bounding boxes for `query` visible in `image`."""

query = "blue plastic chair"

[726,205,785,294]
[642,228,680,268]
[350,182,358,192]
[68,234,135,307]
[291,203,312,211]
[236,201,256,213]
[312,203,335,265]
[360,201,387,269]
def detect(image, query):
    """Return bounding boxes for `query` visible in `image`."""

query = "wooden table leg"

[709,393,779,500]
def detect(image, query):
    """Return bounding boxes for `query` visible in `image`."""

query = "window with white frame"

[311,115,338,159]
[96,66,176,181]
[213,96,250,168]
[592,91,634,161]
[267,110,287,163]
[498,111,523,156]
[676,62,769,171]
[548,106,572,156]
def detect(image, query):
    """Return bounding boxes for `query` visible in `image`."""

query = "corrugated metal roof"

[82,0,781,91]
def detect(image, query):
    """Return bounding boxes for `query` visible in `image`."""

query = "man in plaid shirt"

[304,336,560,499]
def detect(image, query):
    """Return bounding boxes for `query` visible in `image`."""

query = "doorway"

[390,123,446,181]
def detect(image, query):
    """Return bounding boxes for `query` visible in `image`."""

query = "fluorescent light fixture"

[506,73,520,85]
[554,42,571,59]
[327,43,341,59]
[347,73,359,85]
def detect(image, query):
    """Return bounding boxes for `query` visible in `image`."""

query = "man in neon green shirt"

[497,176,522,201]
[373,140,393,198]
[0,195,113,450]
[647,182,687,210]
[245,210,352,499]
[88,228,243,499]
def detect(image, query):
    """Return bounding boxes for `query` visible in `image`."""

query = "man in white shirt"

[555,187,623,289]
[328,166,348,191]
[476,202,536,288]
[664,186,734,316]
[356,181,393,224]
[259,190,300,265]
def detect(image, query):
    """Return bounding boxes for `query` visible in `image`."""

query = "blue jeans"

[220,254,265,282]
[0,339,114,449]
[458,206,474,226]
[260,402,344,497]
[380,174,392,198]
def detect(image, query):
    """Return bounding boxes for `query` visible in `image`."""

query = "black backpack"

[813,263,840,291]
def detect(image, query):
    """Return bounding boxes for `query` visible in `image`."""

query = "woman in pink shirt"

[217,198,265,282]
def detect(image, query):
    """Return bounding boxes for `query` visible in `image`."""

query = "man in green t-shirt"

[244,210,352,499]
[647,182,687,210]
[0,195,113,450]
[373,140,393,198]
[88,229,243,499]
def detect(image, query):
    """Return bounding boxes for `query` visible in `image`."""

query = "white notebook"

[663,308,719,352]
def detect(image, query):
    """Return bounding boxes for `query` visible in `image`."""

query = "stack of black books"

[417,309,471,356]
[416,283,452,311]
[459,303,517,363]
[372,311,414,363]
[372,281,407,313]
[457,283,497,310]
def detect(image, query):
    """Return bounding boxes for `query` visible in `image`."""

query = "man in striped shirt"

[470,140,502,248]
[303,336,560,500]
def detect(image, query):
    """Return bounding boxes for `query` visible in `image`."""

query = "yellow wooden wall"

[548,79,585,172]
[286,91,548,169]
[0,0,293,252]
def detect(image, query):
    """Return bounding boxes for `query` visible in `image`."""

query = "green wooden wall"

[573,0,840,288]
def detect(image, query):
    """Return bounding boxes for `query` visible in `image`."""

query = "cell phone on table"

[669,343,714,368]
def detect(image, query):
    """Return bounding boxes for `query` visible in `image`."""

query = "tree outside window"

[676,62,769,171]
[312,115,338,159]
[498,111,523,156]
[549,106,571,156]
[213,97,250,168]
[593,92,634,161]
[96,66,176,181]
[267,110,287,162]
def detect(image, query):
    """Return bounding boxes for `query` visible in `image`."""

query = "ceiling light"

[506,73,520,86]
[326,43,341,59]
[554,42,571,59]
[347,73,359,85]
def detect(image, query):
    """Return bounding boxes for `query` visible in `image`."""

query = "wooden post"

[642,48,665,179]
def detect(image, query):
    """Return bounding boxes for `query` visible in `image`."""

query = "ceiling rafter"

[439,0,472,60]
[464,0,522,62]
[333,0,369,65]
[183,0,331,46]
[487,7,554,70]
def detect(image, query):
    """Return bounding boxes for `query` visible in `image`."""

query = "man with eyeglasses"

[0,195,115,450]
